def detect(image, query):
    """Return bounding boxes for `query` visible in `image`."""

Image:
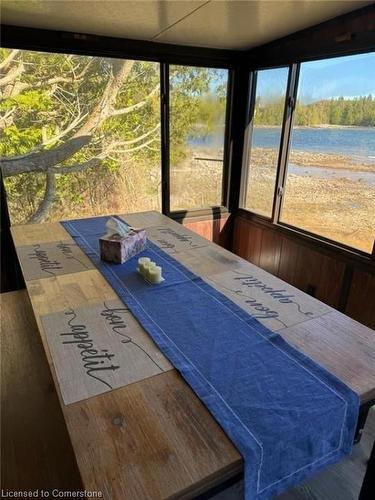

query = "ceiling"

[1,0,373,50]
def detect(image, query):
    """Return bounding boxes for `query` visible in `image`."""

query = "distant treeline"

[254,95,375,127]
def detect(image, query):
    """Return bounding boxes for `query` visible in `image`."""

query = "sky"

[257,51,375,104]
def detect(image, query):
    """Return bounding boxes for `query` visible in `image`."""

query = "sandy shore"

[246,148,374,253]
[286,150,373,172]
[171,147,375,253]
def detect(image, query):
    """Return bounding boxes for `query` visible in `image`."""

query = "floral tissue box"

[99,228,147,264]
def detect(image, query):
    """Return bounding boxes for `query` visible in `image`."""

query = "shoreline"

[255,124,375,130]
[187,146,375,173]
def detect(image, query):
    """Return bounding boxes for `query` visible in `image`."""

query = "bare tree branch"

[104,123,160,150]
[27,157,102,223]
[110,85,159,117]
[2,80,28,99]
[0,49,20,70]
[2,57,93,99]
[1,59,133,180]
[0,62,25,87]
[0,136,92,177]
[101,137,158,155]
[73,59,135,137]
[28,171,56,223]
[50,158,101,174]
[0,107,16,129]
[41,111,88,147]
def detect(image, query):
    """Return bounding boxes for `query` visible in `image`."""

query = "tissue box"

[99,229,146,264]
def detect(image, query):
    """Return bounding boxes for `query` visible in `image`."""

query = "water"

[252,127,375,163]
[254,127,375,186]
[288,164,375,186]
[189,126,375,186]
[189,127,375,163]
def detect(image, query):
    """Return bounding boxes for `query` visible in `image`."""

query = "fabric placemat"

[17,240,94,280]
[41,298,172,404]
[62,216,359,500]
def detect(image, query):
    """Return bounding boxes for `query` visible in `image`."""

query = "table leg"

[359,439,374,500]
[355,401,374,443]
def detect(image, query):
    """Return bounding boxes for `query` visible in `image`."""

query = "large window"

[243,52,375,255]
[243,67,289,217]
[1,50,230,224]
[169,65,228,211]
[1,49,161,224]
[281,53,375,253]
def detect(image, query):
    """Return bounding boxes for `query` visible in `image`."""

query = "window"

[169,65,229,211]
[243,67,289,217]
[1,49,161,224]
[243,53,375,254]
[281,53,375,253]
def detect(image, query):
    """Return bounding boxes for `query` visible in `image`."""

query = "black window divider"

[238,70,257,209]
[271,63,299,224]
[160,63,170,215]
[220,69,234,208]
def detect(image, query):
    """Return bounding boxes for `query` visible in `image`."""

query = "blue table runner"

[63,216,359,499]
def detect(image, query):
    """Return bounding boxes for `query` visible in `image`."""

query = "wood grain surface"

[1,290,82,491]
[10,211,375,499]
[346,270,375,330]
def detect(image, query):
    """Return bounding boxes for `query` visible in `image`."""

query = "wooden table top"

[11,211,375,500]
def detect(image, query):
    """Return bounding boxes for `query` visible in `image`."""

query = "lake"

[189,126,375,187]
[253,127,375,163]
[189,126,375,164]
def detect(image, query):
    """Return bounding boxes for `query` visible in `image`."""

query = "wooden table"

[11,211,375,499]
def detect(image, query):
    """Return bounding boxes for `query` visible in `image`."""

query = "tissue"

[105,216,131,239]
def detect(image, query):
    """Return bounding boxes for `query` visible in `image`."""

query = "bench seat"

[1,290,82,491]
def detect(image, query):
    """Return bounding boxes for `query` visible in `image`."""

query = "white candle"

[138,259,162,283]
[138,257,150,266]
[143,261,155,280]
[138,257,150,274]
[149,266,162,283]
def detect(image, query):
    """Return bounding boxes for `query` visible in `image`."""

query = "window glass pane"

[281,53,375,253]
[169,65,228,211]
[1,49,161,224]
[243,67,289,217]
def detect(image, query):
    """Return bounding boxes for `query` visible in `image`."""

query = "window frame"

[1,25,235,223]
[2,20,374,261]
[240,52,375,259]
[163,62,232,216]
[239,64,295,219]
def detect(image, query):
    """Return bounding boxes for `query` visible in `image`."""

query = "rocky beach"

[172,147,375,253]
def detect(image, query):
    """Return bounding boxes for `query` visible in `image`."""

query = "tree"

[248,90,375,128]
[0,49,222,223]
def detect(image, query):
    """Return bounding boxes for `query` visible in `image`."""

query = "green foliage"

[1,49,227,223]
[254,97,285,126]
[0,90,52,112]
[1,126,42,155]
[254,95,375,127]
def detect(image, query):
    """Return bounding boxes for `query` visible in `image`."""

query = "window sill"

[169,206,230,224]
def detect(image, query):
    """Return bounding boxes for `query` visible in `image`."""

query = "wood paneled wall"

[346,270,375,329]
[182,215,232,249]
[233,215,375,329]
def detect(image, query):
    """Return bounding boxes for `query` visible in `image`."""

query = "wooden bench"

[1,290,82,492]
